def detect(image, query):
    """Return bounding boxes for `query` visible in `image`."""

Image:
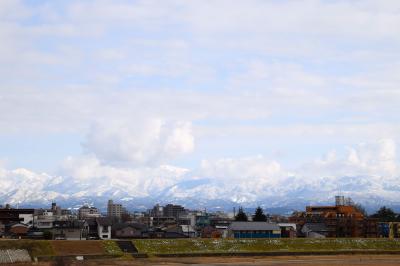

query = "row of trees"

[234,206,400,222]
[235,206,267,222]
[370,206,400,222]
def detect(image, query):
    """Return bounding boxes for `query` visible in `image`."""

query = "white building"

[96,217,112,239]
[78,205,101,220]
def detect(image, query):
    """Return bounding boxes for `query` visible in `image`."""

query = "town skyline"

[1,1,400,210]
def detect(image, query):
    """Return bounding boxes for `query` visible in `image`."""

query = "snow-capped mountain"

[1,164,399,213]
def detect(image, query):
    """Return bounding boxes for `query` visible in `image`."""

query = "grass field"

[133,238,400,255]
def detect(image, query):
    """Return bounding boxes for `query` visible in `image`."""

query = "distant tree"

[235,207,248,221]
[354,203,368,216]
[252,206,267,221]
[43,230,53,240]
[370,206,397,222]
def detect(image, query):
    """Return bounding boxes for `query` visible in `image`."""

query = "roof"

[180,225,196,232]
[96,217,113,226]
[113,222,147,231]
[229,222,280,231]
[10,223,29,228]
[278,223,297,229]
[302,223,329,233]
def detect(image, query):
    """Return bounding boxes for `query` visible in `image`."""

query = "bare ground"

[15,255,400,266]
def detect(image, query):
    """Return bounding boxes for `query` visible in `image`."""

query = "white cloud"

[83,119,194,166]
[300,139,398,179]
[0,139,399,206]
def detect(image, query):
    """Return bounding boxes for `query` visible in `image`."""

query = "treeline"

[235,206,268,221]
[234,206,400,222]
[369,206,400,222]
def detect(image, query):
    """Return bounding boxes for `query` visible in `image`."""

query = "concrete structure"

[228,222,281,238]
[163,204,186,219]
[107,199,126,219]
[34,211,55,229]
[78,205,101,220]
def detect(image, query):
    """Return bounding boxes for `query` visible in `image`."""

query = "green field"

[133,238,400,255]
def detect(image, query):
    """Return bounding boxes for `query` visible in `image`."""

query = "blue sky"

[1,1,400,205]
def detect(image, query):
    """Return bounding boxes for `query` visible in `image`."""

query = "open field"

[51,240,107,256]
[133,238,400,255]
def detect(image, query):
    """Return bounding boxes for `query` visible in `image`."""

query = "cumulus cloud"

[300,139,398,179]
[200,156,285,185]
[82,119,194,166]
[0,139,399,206]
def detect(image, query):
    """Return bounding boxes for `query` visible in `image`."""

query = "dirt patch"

[51,240,105,256]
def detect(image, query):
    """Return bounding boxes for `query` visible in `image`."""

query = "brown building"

[289,196,377,238]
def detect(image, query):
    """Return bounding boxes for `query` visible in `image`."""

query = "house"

[113,223,148,238]
[164,225,187,238]
[9,223,29,237]
[228,222,281,238]
[96,217,112,239]
[301,223,331,238]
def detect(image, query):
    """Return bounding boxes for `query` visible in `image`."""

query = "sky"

[1,0,400,206]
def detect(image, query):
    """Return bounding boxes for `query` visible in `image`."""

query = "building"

[301,223,331,238]
[107,199,126,219]
[180,225,196,237]
[78,205,101,220]
[163,204,186,219]
[96,217,112,239]
[228,222,281,238]
[289,196,378,238]
[0,207,34,227]
[278,223,297,238]
[9,223,29,237]
[34,210,55,229]
[112,222,148,238]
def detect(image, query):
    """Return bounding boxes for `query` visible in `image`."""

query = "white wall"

[97,225,111,239]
